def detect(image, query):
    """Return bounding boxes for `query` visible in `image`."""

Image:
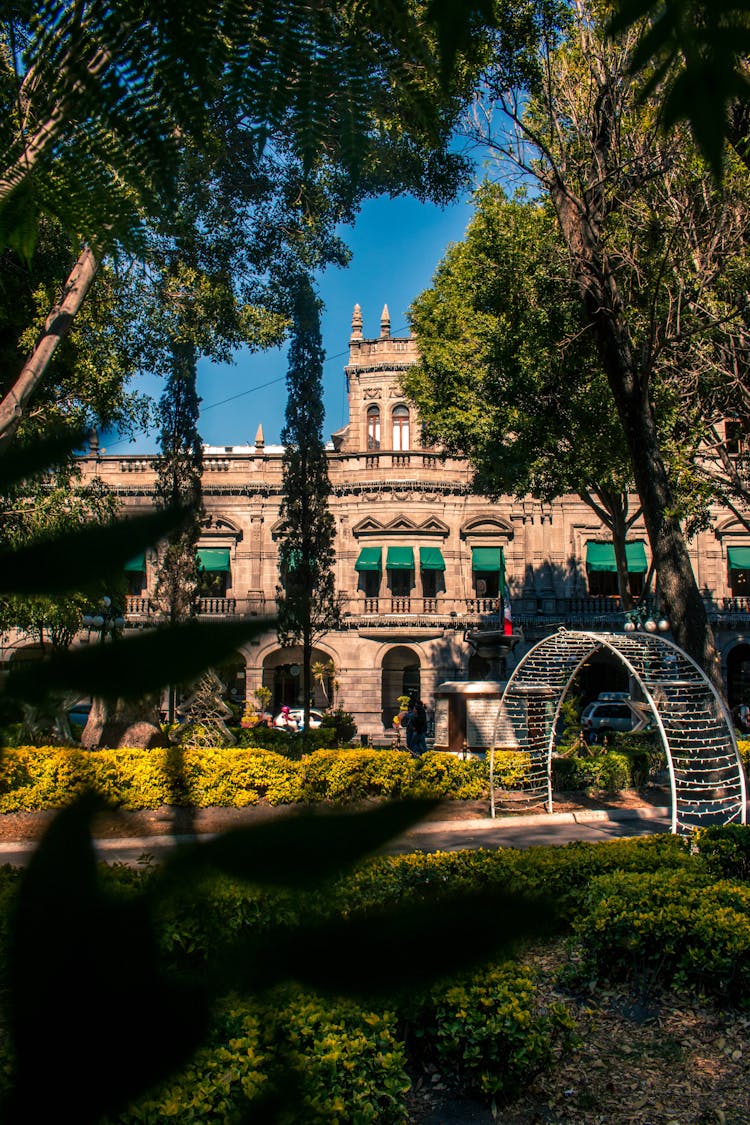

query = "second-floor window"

[198,548,231,598]
[728,547,750,595]
[367,405,381,450]
[124,552,146,595]
[392,405,410,451]
[585,541,646,598]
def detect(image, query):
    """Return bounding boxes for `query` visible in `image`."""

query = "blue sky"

[103,191,477,455]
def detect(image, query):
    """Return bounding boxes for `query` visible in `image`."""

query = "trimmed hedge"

[573,869,750,1001]
[0,747,493,811]
[0,743,659,813]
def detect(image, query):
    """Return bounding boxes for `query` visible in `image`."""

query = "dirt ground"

[407,938,750,1125]
[0,788,670,843]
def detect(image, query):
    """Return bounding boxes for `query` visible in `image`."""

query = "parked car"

[580,695,652,742]
[273,708,325,731]
[66,699,92,728]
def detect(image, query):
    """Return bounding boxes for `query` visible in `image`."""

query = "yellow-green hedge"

[0,746,302,812]
[0,747,494,812]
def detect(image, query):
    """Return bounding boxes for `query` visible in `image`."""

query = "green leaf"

[163,800,439,888]
[3,794,209,1124]
[0,427,89,491]
[426,0,497,81]
[214,888,558,998]
[0,508,189,594]
[7,617,275,700]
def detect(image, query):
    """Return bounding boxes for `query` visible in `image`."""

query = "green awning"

[386,546,414,570]
[197,547,230,573]
[471,547,505,573]
[728,546,750,571]
[586,541,648,573]
[420,546,445,571]
[124,552,145,572]
[355,547,382,572]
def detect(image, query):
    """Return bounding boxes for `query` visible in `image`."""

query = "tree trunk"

[609,501,634,611]
[302,626,312,742]
[0,246,99,453]
[81,695,167,750]
[552,186,722,691]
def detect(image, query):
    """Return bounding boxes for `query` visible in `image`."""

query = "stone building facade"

[73,304,750,739]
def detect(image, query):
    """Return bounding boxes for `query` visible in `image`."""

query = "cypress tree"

[276,274,339,735]
[153,340,203,721]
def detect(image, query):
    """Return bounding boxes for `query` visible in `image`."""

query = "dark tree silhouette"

[276,274,340,735]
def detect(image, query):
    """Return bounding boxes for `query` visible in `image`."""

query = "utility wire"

[105,324,410,449]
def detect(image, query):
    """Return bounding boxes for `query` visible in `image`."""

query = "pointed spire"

[380,303,391,338]
[254,423,264,450]
[351,303,363,340]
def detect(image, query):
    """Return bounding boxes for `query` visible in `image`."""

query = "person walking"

[410,699,428,756]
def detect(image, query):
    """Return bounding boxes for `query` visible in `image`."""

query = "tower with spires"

[331,303,419,454]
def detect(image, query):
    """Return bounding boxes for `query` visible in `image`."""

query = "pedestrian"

[732,702,750,734]
[410,698,428,756]
[404,694,418,755]
[274,705,298,733]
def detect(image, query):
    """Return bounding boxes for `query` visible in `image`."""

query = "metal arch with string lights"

[490,628,746,835]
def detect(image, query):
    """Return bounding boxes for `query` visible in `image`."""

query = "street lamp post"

[82,595,125,643]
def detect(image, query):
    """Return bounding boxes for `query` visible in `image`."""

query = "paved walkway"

[0,805,672,866]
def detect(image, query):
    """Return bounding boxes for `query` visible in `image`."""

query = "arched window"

[392,405,410,451]
[367,405,380,450]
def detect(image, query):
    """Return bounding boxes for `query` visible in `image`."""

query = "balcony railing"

[124,595,263,621]
[122,592,750,630]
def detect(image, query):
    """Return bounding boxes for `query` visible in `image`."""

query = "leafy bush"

[408,962,574,1099]
[300,749,417,802]
[411,751,486,799]
[115,992,408,1124]
[573,869,750,1000]
[113,1003,268,1123]
[694,823,750,881]
[272,990,408,1122]
[736,739,750,771]
[490,751,532,790]
[552,749,635,793]
[319,708,357,746]
[0,747,304,810]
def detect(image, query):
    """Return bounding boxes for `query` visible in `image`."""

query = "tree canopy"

[405,185,651,604]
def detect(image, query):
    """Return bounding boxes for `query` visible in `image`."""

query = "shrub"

[273,990,408,1122]
[408,962,573,1100]
[736,739,750,771]
[114,1003,268,1123]
[694,823,750,882]
[300,749,417,802]
[0,747,303,811]
[319,708,357,746]
[552,749,633,793]
[115,993,408,1124]
[489,751,532,791]
[551,755,584,791]
[573,869,750,1001]
[411,751,486,799]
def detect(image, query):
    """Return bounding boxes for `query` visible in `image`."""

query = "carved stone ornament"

[362,387,382,400]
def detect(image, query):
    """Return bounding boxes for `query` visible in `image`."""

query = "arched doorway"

[727,642,750,708]
[491,629,746,834]
[381,646,420,729]
[263,647,333,714]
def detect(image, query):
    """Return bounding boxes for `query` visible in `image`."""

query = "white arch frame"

[490,628,746,834]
